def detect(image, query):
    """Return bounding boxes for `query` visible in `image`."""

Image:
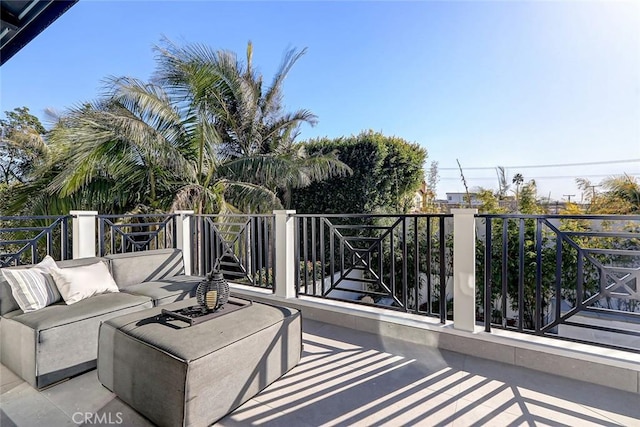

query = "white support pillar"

[175,210,194,276]
[452,208,478,332]
[70,210,98,259]
[274,210,297,299]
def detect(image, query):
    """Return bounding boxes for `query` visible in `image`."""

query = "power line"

[439,159,640,171]
[439,173,640,181]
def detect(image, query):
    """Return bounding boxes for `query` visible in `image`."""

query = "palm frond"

[262,47,308,116]
[214,179,282,213]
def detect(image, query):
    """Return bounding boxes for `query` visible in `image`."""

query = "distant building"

[445,192,481,206]
[411,182,429,212]
[411,181,438,213]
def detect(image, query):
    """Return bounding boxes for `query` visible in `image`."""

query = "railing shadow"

[220,321,639,426]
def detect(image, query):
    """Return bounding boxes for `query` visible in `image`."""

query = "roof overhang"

[1,0,78,66]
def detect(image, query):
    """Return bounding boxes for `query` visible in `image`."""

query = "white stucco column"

[70,210,98,259]
[175,210,194,275]
[452,208,478,332]
[274,210,297,298]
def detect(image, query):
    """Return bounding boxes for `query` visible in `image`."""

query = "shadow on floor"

[218,321,639,426]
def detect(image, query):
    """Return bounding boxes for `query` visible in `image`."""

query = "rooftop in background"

[0,0,77,66]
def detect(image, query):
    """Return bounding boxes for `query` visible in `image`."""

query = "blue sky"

[1,0,639,201]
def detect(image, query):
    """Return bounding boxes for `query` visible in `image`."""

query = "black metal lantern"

[196,270,230,312]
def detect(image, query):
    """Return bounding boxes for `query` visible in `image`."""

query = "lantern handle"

[206,269,223,281]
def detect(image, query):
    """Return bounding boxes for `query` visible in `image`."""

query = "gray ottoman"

[97,298,302,427]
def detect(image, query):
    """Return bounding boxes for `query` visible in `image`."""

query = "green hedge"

[291,130,426,214]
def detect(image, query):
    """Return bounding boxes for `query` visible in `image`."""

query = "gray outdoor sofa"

[0,248,202,389]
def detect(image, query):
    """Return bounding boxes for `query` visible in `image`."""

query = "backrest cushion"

[106,249,184,288]
[56,257,110,269]
[0,275,20,315]
[1,256,61,313]
[51,260,119,304]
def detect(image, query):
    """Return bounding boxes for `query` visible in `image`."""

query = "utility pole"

[563,194,575,203]
[585,185,600,200]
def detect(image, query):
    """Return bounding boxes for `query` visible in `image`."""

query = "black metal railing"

[191,214,275,291]
[294,214,453,321]
[5,209,639,352]
[478,214,640,352]
[97,213,178,256]
[0,215,71,266]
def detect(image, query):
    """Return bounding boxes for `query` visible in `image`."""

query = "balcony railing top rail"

[294,213,453,218]
[478,213,640,220]
[192,213,275,217]
[95,213,179,218]
[0,215,72,220]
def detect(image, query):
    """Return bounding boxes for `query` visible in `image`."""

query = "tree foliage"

[290,130,426,214]
[6,41,348,215]
[0,107,47,186]
[574,175,640,214]
[418,161,441,213]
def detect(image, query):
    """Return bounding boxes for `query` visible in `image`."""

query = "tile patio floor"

[1,319,639,426]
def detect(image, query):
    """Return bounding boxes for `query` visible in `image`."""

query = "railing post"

[175,210,194,275]
[70,210,98,259]
[452,208,478,332]
[274,210,297,298]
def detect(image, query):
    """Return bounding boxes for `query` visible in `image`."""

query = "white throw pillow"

[1,255,62,312]
[51,261,119,305]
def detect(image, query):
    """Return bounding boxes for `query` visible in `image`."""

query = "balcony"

[1,211,639,425]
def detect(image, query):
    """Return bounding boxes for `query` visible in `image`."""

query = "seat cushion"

[120,275,204,306]
[106,249,185,288]
[3,292,153,331]
[102,299,300,361]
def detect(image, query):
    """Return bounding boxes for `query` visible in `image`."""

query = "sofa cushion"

[3,292,152,331]
[0,275,20,316]
[120,275,204,306]
[51,261,118,305]
[56,257,109,269]
[1,256,61,312]
[106,249,184,288]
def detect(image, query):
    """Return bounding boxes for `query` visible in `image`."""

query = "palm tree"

[6,83,197,213]
[512,173,524,210]
[601,174,640,214]
[154,40,349,208]
[8,41,349,215]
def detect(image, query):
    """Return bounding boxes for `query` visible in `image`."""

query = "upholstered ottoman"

[97,298,302,427]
